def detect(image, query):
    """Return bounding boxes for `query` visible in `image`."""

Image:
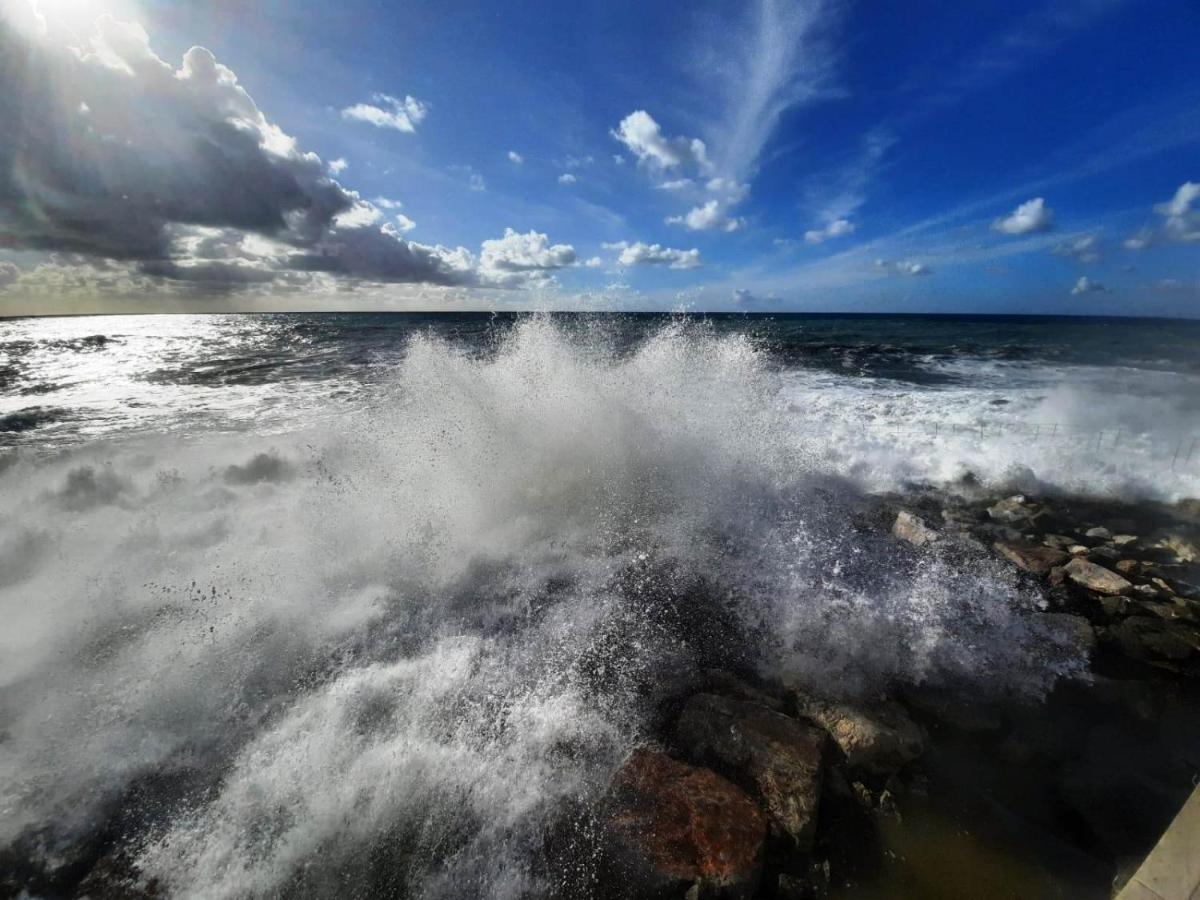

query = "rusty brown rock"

[677,694,826,851]
[993,541,1069,576]
[606,748,767,898]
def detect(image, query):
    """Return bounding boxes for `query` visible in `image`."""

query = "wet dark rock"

[1087,545,1121,563]
[1084,526,1112,541]
[1063,557,1132,595]
[605,748,767,899]
[793,692,924,775]
[1043,534,1076,550]
[700,669,786,712]
[993,541,1069,576]
[1114,559,1141,576]
[1105,616,1200,670]
[1041,613,1097,659]
[677,694,826,850]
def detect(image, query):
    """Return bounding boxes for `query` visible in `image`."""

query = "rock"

[677,694,826,850]
[993,541,1069,576]
[1041,612,1097,658]
[1114,559,1141,576]
[606,748,766,898]
[1099,595,1131,619]
[793,692,924,775]
[1063,557,1132,595]
[1137,601,1192,623]
[1069,544,1090,556]
[1112,534,1139,548]
[892,511,937,546]
[1044,534,1076,549]
[1154,531,1199,563]
[1106,617,1200,666]
[700,669,786,712]
[1084,526,1113,541]
[1088,545,1121,562]
[1131,583,1159,600]
[1049,565,1068,586]
[987,495,1029,523]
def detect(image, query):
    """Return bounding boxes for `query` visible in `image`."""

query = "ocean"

[1,312,1199,897]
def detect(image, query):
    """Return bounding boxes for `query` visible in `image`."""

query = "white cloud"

[393,214,417,233]
[564,155,594,169]
[507,150,524,164]
[605,241,702,269]
[327,157,348,176]
[373,197,404,210]
[557,173,577,185]
[804,218,855,244]
[666,199,742,232]
[992,197,1054,235]
[1123,228,1155,251]
[612,154,626,165]
[468,173,486,192]
[341,93,428,132]
[732,287,780,305]
[874,258,930,276]
[0,260,21,289]
[584,257,602,268]
[657,179,693,191]
[1154,181,1200,242]
[1051,233,1101,263]
[480,229,577,281]
[1071,275,1105,295]
[610,110,711,173]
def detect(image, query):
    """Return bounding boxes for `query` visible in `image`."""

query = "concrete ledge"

[1116,785,1200,900]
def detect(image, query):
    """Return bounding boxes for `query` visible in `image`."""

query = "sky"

[0,0,1198,317]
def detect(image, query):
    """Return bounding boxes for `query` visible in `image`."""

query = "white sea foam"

[0,319,1120,896]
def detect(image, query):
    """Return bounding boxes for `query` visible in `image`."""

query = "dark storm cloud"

[0,14,472,290]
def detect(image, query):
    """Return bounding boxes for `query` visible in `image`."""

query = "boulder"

[1114,559,1141,576]
[1112,534,1139,548]
[793,691,924,775]
[1044,534,1076,549]
[1088,546,1122,563]
[1084,526,1113,541]
[987,495,1030,523]
[892,511,937,546]
[606,748,766,898]
[993,541,1068,576]
[677,694,826,850]
[1063,557,1132,595]
[1041,612,1096,658]
[1106,617,1200,666]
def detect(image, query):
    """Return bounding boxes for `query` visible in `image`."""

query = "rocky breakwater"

[600,490,1200,899]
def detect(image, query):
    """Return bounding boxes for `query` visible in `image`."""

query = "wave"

[0,318,1113,896]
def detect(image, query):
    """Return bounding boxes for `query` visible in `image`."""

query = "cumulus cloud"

[479,229,577,284]
[393,214,417,233]
[0,14,472,292]
[1051,234,1101,263]
[804,219,855,244]
[604,241,702,269]
[1071,275,1105,295]
[507,150,524,164]
[874,258,931,276]
[373,197,404,210]
[1154,181,1200,242]
[0,261,21,289]
[610,110,711,173]
[557,173,577,185]
[328,157,348,176]
[341,93,428,132]
[667,200,742,232]
[992,197,1054,235]
[657,179,693,191]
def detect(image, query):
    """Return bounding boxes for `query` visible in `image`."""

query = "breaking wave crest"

[0,319,1083,897]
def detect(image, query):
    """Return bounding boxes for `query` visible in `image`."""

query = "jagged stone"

[677,694,826,850]
[793,691,924,775]
[892,510,937,546]
[993,541,1069,576]
[606,748,766,899]
[988,495,1030,523]
[1064,557,1133,595]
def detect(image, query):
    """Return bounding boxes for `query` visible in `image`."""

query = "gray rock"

[892,510,937,546]
[1084,526,1113,541]
[1088,545,1122,562]
[1107,616,1200,665]
[1041,612,1096,658]
[1044,534,1076,549]
[793,691,924,775]
[988,495,1030,523]
[677,694,826,850]
[1064,557,1133,595]
[1112,534,1139,548]
[1069,544,1090,556]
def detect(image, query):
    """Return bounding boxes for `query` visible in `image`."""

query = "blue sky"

[0,0,1197,315]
